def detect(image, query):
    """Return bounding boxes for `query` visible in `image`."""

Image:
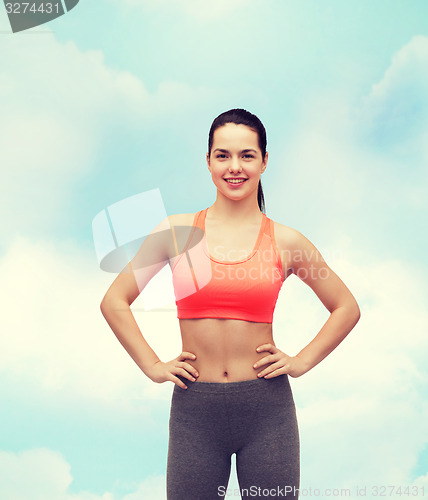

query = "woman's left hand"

[253,343,308,379]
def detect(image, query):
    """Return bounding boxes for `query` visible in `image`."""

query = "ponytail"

[257,180,265,214]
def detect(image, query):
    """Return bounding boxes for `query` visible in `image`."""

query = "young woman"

[100,109,361,500]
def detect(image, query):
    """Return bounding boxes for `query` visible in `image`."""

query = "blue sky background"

[0,1,427,499]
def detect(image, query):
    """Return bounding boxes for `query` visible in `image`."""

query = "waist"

[179,318,276,382]
[174,372,289,393]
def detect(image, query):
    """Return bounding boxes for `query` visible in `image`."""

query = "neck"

[208,196,262,224]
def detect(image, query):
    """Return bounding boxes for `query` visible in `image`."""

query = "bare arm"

[99,215,199,389]
[295,300,360,373]
[100,263,163,378]
[290,230,360,372]
[255,225,361,378]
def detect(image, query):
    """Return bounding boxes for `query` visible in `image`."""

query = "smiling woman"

[100,108,361,500]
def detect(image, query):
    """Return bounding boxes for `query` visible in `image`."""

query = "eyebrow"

[213,148,257,154]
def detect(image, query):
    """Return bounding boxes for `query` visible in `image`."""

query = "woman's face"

[206,123,268,202]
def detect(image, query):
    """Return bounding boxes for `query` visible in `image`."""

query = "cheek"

[212,168,224,179]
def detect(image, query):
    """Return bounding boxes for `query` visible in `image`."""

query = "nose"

[229,156,242,173]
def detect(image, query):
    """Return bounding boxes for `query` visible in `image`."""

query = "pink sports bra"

[170,207,284,323]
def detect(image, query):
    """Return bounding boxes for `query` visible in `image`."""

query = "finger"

[264,367,288,378]
[178,351,197,361]
[253,354,277,369]
[170,375,188,390]
[256,343,276,353]
[257,360,283,377]
[179,361,199,378]
[174,367,197,382]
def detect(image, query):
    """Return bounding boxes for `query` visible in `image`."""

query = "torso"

[168,211,294,382]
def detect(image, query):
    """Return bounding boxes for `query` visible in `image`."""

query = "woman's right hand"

[145,351,199,389]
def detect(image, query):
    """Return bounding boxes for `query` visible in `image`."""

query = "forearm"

[100,297,161,377]
[296,304,360,373]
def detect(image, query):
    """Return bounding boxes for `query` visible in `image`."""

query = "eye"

[243,154,255,159]
[216,154,227,159]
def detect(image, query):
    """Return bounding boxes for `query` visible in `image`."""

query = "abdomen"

[179,318,276,382]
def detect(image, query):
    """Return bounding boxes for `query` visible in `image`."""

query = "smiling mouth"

[224,179,248,184]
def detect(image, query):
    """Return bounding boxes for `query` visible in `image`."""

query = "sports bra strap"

[171,210,204,259]
[267,217,283,272]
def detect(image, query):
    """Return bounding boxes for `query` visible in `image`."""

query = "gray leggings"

[167,373,300,499]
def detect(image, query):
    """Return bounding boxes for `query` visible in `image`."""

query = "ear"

[261,151,268,173]
[206,152,211,172]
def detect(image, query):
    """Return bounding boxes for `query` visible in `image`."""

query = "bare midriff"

[179,317,276,382]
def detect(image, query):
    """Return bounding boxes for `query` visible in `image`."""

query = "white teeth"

[226,179,245,184]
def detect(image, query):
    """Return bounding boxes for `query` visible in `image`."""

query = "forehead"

[212,123,259,150]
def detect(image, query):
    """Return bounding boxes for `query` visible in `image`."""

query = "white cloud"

[274,251,428,493]
[275,33,428,350]
[0,233,182,412]
[413,471,428,489]
[122,474,166,500]
[361,35,428,121]
[0,449,242,500]
[0,449,70,500]
[0,24,215,244]
[356,34,428,177]
[272,88,369,230]
[0,30,138,239]
[0,448,162,500]
[0,447,245,500]
[273,35,428,237]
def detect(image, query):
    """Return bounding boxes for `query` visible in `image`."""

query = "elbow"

[100,294,111,316]
[354,309,361,326]
[100,294,129,317]
[335,299,360,326]
[100,299,107,317]
[351,300,361,325]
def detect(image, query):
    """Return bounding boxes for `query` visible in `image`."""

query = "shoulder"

[272,219,324,269]
[166,211,203,260]
[272,219,305,251]
[167,212,197,226]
